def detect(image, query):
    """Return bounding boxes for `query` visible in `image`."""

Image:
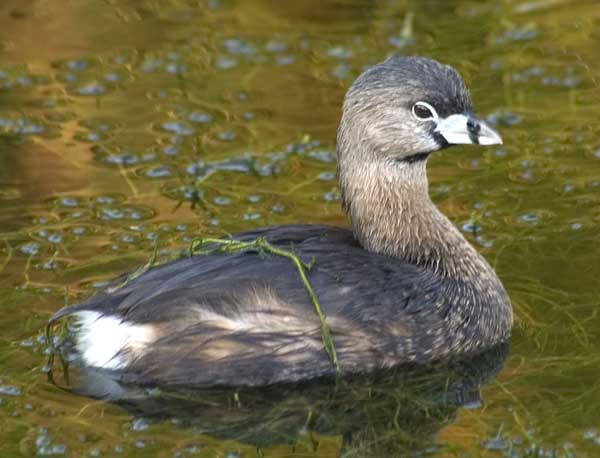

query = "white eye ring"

[411,101,438,121]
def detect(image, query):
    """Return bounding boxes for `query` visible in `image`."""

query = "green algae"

[0,0,599,457]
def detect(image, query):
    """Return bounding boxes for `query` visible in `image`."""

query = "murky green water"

[1,0,600,456]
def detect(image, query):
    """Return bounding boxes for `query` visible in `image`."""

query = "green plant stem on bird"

[189,237,340,373]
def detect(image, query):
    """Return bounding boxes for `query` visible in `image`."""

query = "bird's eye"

[411,102,437,121]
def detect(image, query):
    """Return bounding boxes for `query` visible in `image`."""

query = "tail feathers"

[48,304,82,325]
[50,309,157,371]
[48,292,115,325]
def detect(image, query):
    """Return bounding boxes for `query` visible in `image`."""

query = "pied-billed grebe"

[50,56,512,388]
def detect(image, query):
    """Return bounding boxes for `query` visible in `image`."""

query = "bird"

[49,56,513,389]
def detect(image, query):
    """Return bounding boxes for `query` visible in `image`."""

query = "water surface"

[1,0,600,456]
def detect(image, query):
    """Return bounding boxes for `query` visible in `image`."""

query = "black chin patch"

[433,131,450,149]
[396,152,431,164]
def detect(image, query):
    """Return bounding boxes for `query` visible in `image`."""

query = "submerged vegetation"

[0,0,599,457]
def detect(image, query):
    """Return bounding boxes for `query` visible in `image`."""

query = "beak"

[434,113,503,146]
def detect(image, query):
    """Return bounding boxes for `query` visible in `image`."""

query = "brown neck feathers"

[339,160,492,280]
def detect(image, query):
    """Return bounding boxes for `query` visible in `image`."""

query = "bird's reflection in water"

[52,343,508,456]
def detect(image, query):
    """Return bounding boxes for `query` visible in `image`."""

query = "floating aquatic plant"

[189,236,340,373]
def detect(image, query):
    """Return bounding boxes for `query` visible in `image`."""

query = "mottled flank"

[49,56,512,388]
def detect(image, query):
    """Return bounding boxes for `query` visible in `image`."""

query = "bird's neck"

[339,160,491,279]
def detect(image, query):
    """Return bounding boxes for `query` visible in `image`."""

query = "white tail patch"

[73,311,156,370]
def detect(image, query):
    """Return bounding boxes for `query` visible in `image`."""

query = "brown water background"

[1,0,600,456]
